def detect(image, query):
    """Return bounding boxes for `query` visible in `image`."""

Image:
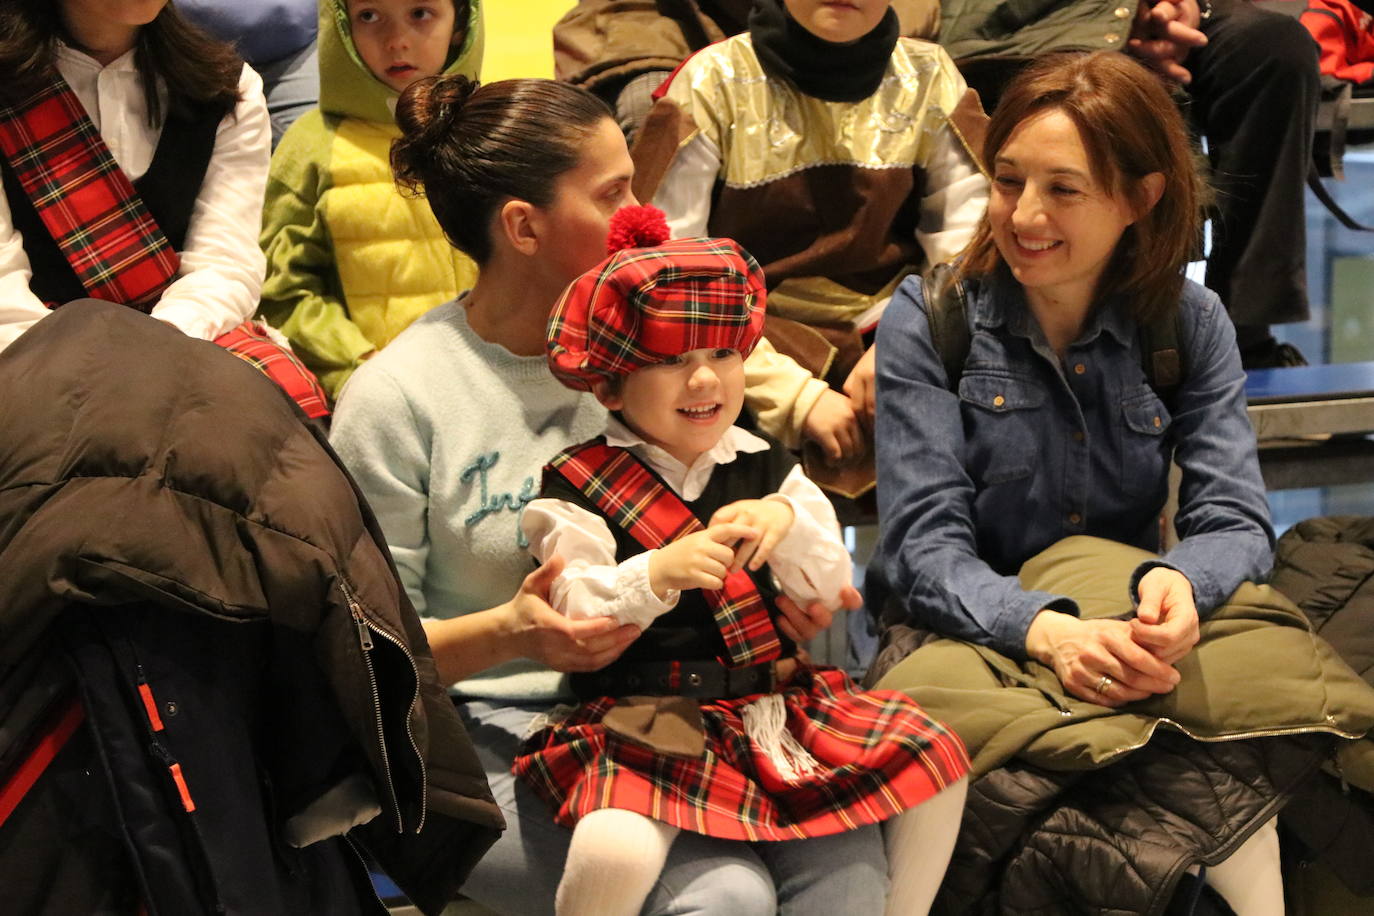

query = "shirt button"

[1069,512,1082,525]
[1073,363,1086,375]
[1073,430,1085,443]
[1104,32,1121,43]
[1114,5,1132,16]
[993,395,1006,407]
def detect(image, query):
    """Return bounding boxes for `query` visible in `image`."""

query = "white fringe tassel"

[523,703,576,740]
[742,693,820,784]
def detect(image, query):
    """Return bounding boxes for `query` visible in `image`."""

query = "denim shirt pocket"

[959,372,1045,487]
[1119,389,1173,498]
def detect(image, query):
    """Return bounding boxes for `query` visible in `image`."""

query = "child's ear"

[498,199,540,257]
[591,378,624,410]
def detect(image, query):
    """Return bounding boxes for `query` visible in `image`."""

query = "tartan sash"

[0,78,179,309]
[546,441,783,668]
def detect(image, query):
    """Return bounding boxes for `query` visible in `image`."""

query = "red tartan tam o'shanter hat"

[546,205,767,392]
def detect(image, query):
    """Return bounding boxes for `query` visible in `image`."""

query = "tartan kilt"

[214,321,329,419]
[513,665,969,842]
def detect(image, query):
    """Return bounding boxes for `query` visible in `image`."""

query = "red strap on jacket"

[0,698,84,829]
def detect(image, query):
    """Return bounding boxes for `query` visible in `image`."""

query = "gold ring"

[1095,674,1113,694]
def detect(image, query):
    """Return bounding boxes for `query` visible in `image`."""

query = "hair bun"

[395,74,479,139]
[605,205,671,254]
[393,74,481,194]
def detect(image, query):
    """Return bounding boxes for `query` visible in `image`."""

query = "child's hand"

[710,498,794,572]
[842,345,878,429]
[648,523,758,598]
[802,388,865,465]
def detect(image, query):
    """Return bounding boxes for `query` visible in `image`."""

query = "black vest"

[1,101,224,306]
[542,436,801,664]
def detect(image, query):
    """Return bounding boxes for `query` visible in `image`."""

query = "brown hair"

[391,76,612,264]
[0,0,241,123]
[959,52,1206,324]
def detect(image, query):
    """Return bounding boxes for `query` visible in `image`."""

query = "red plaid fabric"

[548,441,781,667]
[215,321,330,419]
[0,79,178,308]
[547,237,767,391]
[515,666,970,841]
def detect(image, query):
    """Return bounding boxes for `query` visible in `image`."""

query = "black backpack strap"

[1308,163,1374,231]
[919,262,972,390]
[1140,309,1185,410]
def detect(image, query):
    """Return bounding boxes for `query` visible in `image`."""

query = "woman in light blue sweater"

[331,75,877,915]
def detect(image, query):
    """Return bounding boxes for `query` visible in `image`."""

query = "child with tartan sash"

[517,205,970,916]
[0,0,328,417]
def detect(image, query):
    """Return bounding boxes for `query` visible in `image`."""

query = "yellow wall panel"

[479,1,576,83]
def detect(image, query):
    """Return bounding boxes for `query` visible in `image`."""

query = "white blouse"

[522,418,855,631]
[0,44,270,352]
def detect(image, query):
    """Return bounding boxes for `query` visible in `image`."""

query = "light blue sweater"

[330,298,607,701]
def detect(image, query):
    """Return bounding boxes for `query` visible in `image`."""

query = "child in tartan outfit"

[517,205,970,916]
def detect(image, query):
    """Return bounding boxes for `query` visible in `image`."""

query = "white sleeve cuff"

[765,469,853,611]
[612,551,680,630]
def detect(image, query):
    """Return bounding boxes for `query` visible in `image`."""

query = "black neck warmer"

[747,0,901,103]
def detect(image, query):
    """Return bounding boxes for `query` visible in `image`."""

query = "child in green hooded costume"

[258,0,483,397]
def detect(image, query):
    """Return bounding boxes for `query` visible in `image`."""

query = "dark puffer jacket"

[0,301,503,914]
[938,732,1321,915]
[1271,516,1374,897]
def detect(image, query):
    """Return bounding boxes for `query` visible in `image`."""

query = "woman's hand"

[842,345,878,429]
[775,586,863,643]
[503,555,641,672]
[802,388,865,464]
[710,498,794,572]
[1131,566,1200,665]
[648,523,758,597]
[1026,610,1182,707]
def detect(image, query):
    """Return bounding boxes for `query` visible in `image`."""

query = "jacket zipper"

[1107,715,1367,760]
[340,579,401,829]
[340,578,428,832]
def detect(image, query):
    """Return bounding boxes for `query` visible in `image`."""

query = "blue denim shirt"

[873,271,1274,659]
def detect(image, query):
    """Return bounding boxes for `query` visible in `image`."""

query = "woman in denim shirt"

[873,51,1274,710]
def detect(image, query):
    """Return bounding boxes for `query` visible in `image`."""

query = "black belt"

[570,659,776,700]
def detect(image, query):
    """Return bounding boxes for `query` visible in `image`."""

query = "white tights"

[554,776,971,916]
[1194,815,1285,916]
[555,808,679,916]
[883,776,970,916]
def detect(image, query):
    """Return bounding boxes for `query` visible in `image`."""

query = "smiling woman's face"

[989,108,1141,314]
[782,0,890,44]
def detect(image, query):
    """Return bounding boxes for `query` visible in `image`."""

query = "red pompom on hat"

[546,206,767,392]
[604,204,671,253]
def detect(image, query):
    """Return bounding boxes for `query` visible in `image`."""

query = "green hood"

[318,0,484,124]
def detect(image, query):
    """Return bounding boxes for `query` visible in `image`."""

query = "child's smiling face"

[346,0,459,94]
[782,0,890,44]
[597,348,746,468]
